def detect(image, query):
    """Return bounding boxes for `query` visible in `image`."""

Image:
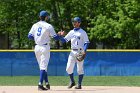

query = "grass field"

[0,76,140,86]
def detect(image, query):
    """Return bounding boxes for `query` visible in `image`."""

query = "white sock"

[46,82,49,85]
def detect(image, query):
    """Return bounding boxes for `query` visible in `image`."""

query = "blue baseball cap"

[72,17,81,22]
[39,10,49,17]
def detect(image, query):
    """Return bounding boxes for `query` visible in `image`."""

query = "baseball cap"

[72,17,81,22]
[39,10,49,17]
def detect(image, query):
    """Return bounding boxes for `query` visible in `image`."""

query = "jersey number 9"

[37,27,42,36]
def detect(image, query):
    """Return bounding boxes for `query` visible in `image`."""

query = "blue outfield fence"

[0,50,140,76]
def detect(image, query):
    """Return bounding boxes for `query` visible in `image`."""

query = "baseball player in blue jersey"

[28,10,61,91]
[59,17,90,89]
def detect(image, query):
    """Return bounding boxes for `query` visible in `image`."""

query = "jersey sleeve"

[83,31,90,43]
[64,30,72,42]
[29,24,35,35]
[28,24,36,40]
[49,25,57,37]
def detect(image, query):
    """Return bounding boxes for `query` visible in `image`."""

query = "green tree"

[0,0,140,49]
[88,0,140,49]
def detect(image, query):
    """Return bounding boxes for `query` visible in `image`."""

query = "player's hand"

[58,30,65,36]
[76,51,86,62]
[82,51,86,56]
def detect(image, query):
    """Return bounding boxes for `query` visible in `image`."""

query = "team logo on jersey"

[72,35,80,39]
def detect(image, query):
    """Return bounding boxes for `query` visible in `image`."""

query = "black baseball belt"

[72,48,82,51]
[35,43,47,45]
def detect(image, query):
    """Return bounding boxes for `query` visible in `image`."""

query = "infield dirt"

[0,86,140,93]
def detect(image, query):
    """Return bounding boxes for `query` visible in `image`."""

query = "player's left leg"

[76,61,84,89]
[42,45,50,89]
[35,45,47,90]
[38,59,48,90]
[38,70,47,90]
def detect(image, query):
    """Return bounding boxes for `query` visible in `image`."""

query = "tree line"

[0,0,140,49]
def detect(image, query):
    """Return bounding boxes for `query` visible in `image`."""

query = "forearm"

[53,35,67,43]
[84,43,89,52]
[53,35,60,40]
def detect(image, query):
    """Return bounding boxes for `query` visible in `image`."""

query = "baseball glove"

[76,52,86,62]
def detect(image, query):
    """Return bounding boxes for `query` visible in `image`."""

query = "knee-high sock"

[69,73,75,83]
[39,70,45,85]
[78,74,84,85]
[44,71,49,84]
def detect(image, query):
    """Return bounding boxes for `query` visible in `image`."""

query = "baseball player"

[59,17,90,89]
[28,10,61,91]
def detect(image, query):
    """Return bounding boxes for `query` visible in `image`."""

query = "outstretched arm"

[53,35,67,43]
[53,30,67,43]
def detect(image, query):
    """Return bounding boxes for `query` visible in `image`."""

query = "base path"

[0,86,140,93]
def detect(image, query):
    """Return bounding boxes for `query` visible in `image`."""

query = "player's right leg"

[66,54,76,88]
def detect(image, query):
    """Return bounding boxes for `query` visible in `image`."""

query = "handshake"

[57,30,66,36]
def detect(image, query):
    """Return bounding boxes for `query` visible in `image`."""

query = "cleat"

[75,84,82,89]
[68,82,75,89]
[46,84,50,89]
[38,85,48,91]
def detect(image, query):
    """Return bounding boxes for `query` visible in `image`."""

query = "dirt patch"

[0,86,140,93]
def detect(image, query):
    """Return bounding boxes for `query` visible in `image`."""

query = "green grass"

[0,76,140,86]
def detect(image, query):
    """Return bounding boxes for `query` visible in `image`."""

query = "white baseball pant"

[66,50,84,75]
[34,44,50,71]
